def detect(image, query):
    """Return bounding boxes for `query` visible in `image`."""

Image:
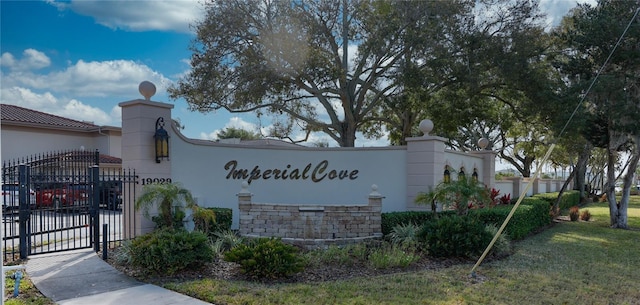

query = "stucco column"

[368,184,383,237]
[405,119,447,210]
[469,150,497,189]
[512,177,523,199]
[237,181,253,237]
[119,81,174,237]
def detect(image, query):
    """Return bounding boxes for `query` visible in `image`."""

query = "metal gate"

[2,150,137,262]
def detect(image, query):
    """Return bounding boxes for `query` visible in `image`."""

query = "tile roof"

[3,150,122,166]
[1,104,98,130]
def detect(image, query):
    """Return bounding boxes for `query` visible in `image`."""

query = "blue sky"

[1,0,594,146]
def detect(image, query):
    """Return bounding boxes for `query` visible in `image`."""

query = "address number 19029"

[140,178,172,185]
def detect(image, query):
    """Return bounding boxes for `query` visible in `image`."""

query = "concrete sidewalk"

[25,249,211,305]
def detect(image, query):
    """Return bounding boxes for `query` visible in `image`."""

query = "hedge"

[469,197,551,240]
[382,197,551,240]
[381,210,456,236]
[193,207,232,235]
[532,190,581,211]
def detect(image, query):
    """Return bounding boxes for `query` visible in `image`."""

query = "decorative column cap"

[478,138,490,150]
[237,181,252,196]
[369,184,384,199]
[139,81,156,101]
[419,119,434,136]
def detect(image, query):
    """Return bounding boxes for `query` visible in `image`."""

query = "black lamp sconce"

[443,166,451,183]
[154,117,170,163]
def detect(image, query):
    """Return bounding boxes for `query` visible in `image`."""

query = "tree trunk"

[573,145,591,202]
[553,167,577,217]
[613,136,640,228]
[337,121,357,147]
[397,109,415,146]
[521,155,534,177]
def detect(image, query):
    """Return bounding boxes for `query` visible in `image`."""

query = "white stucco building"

[1,104,122,165]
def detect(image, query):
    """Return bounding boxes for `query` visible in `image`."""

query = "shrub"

[210,207,233,231]
[580,209,591,221]
[533,191,581,211]
[470,197,551,240]
[192,207,216,235]
[388,223,419,249]
[499,193,511,205]
[569,206,580,221]
[192,207,233,236]
[129,228,214,275]
[368,244,419,269]
[431,176,491,215]
[417,215,492,258]
[381,210,456,235]
[135,183,196,230]
[224,237,305,280]
[489,188,501,206]
[211,230,244,255]
[113,240,134,265]
[484,224,511,256]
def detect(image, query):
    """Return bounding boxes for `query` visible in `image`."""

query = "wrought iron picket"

[2,150,137,262]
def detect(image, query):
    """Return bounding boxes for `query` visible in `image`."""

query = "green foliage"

[216,127,261,140]
[496,171,516,180]
[135,183,196,229]
[484,224,512,256]
[418,176,491,216]
[223,237,305,280]
[305,243,369,267]
[112,240,134,265]
[152,209,185,230]
[128,228,214,276]
[388,223,419,249]
[470,197,551,240]
[381,210,456,235]
[4,269,55,305]
[211,230,244,255]
[368,244,419,269]
[192,207,217,235]
[192,207,233,237]
[417,215,492,258]
[304,242,418,270]
[209,207,232,231]
[533,191,580,211]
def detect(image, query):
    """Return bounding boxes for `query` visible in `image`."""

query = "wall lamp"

[154,117,169,163]
[443,166,451,183]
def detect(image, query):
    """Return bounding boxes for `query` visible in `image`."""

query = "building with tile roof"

[1,104,122,165]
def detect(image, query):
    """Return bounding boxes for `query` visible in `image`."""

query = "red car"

[35,183,90,209]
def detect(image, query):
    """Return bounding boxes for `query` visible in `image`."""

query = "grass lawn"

[165,196,640,305]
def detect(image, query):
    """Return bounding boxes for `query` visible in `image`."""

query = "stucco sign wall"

[170,133,408,227]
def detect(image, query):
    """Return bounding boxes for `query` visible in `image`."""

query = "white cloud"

[50,0,205,33]
[2,50,171,98]
[199,117,261,141]
[226,117,259,131]
[539,0,597,30]
[0,87,113,125]
[0,53,16,68]
[0,49,51,71]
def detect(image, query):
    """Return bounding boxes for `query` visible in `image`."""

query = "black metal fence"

[2,150,137,262]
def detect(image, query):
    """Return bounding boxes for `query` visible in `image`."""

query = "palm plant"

[135,182,196,229]
[416,176,490,216]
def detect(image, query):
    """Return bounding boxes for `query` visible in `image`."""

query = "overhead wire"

[470,4,640,277]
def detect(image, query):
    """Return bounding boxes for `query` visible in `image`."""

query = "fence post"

[91,165,101,252]
[18,164,30,259]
